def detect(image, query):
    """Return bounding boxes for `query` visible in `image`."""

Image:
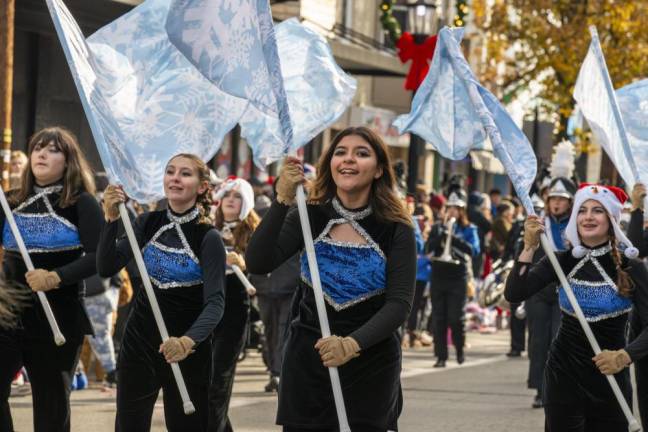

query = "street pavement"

[9,331,546,431]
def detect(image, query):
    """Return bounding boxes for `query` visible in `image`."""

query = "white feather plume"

[549,140,575,180]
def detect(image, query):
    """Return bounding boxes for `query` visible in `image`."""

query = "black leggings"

[283,426,391,432]
[207,300,248,432]
[115,332,211,432]
[0,329,82,432]
[406,280,427,332]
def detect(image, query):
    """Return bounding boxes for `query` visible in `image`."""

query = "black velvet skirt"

[277,289,402,431]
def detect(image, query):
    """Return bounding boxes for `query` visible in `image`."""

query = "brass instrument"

[431,217,460,265]
[478,259,514,310]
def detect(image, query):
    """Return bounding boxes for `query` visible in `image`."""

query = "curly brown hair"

[609,230,634,298]
[11,127,95,207]
[308,126,412,227]
[166,154,212,224]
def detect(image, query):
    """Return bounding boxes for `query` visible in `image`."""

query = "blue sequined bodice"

[2,185,81,253]
[300,199,386,311]
[142,208,202,289]
[560,245,632,322]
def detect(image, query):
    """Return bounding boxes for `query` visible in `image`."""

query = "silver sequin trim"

[150,276,203,290]
[4,245,83,254]
[300,274,386,311]
[166,207,200,225]
[567,246,619,293]
[332,197,373,221]
[561,306,631,323]
[315,218,386,260]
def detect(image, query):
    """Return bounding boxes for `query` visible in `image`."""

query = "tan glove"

[226,252,246,270]
[103,185,127,222]
[25,269,61,292]
[276,157,304,205]
[159,336,195,363]
[592,349,632,375]
[631,183,646,211]
[523,216,544,251]
[315,335,360,367]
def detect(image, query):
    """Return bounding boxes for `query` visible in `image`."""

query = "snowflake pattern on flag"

[46,0,356,200]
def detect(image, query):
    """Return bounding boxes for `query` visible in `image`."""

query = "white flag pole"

[295,185,351,432]
[118,203,196,415]
[231,265,256,296]
[0,188,65,346]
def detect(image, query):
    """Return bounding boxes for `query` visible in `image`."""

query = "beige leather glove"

[276,157,304,205]
[593,349,632,375]
[523,216,544,251]
[631,183,646,211]
[315,335,361,367]
[25,269,61,292]
[159,336,195,363]
[103,185,127,222]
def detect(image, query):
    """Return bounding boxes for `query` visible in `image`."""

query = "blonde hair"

[213,206,260,254]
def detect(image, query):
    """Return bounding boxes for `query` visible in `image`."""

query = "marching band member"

[425,188,480,367]
[246,126,416,432]
[0,127,103,432]
[208,177,259,432]
[506,184,648,431]
[98,154,226,432]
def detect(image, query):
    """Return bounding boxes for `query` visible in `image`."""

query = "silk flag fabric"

[394,27,537,213]
[574,30,648,187]
[45,0,356,202]
[573,29,645,187]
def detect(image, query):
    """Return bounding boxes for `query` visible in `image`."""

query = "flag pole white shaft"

[231,265,256,296]
[118,203,196,415]
[0,188,65,346]
[588,25,648,212]
[539,235,640,432]
[295,185,351,432]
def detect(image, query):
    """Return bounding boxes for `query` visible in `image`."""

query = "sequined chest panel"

[300,200,386,311]
[142,208,203,289]
[560,245,632,322]
[2,185,81,253]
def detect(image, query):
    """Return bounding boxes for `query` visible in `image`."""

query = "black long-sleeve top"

[97,208,226,344]
[505,248,648,361]
[0,184,103,338]
[425,221,477,280]
[246,199,416,350]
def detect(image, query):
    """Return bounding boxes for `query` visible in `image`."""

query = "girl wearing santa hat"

[208,177,259,432]
[505,183,648,431]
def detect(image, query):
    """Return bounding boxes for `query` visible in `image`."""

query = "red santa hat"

[564,183,639,259]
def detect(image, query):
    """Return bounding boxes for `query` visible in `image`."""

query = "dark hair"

[309,126,412,227]
[12,127,95,207]
[489,188,501,196]
[166,154,212,224]
[609,229,634,297]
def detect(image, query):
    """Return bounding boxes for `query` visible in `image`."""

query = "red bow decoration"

[579,183,628,204]
[396,32,437,91]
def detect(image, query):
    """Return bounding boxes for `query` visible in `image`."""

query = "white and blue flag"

[45,0,356,201]
[394,27,537,213]
[574,27,648,187]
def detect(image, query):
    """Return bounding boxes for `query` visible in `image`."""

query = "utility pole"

[0,0,15,190]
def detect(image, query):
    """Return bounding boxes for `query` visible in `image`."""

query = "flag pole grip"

[118,203,196,415]
[539,235,640,431]
[295,185,352,432]
[0,188,65,346]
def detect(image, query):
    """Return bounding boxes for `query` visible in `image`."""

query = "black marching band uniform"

[425,189,480,367]
[526,176,574,407]
[0,183,103,432]
[624,203,648,430]
[506,184,648,431]
[246,197,416,431]
[97,206,226,432]
[208,220,250,432]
